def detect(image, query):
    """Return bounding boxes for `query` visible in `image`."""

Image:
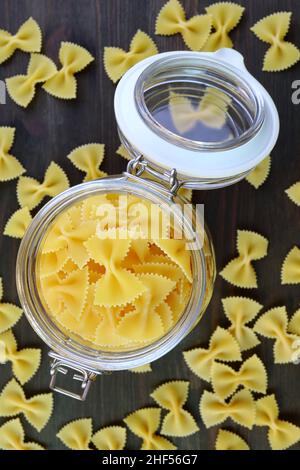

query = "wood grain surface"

[0,0,300,451]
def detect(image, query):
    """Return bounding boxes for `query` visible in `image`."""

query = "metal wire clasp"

[49,352,99,401]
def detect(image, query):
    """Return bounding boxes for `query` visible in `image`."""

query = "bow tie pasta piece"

[117,273,175,341]
[124,408,176,450]
[104,30,158,83]
[155,0,212,51]
[152,238,192,282]
[67,144,107,182]
[256,395,300,450]
[200,389,255,429]
[0,127,25,182]
[202,2,245,51]
[17,161,69,210]
[246,156,271,189]
[221,296,263,351]
[84,234,147,307]
[0,330,41,385]
[254,307,299,364]
[0,378,53,431]
[57,418,92,450]
[0,278,23,334]
[183,327,241,382]
[39,249,69,279]
[0,17,42,64]
[40,267,89,321]
[288,309,300,336]
[131,363,152,374]
[281,246,300,284]
[250,12,300,72]
[215,429,249,451]
[211,354,267,400]
[220,230,269,288]
[150,381,199,437]
[0,418,44,450]
[4,207,32,239]
[92,426,126,451]
[43,42,94,99]
[285,181,300,206]
[6,53,57,107]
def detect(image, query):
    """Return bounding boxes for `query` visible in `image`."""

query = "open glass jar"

[16,49,279,400]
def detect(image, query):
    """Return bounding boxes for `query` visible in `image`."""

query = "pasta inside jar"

[36,193,194,352]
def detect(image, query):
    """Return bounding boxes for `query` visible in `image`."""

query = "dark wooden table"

[1,0,300,451]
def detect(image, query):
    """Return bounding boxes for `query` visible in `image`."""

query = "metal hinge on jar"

[49,351,103,401]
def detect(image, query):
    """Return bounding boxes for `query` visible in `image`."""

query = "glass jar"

[16,49,279,400]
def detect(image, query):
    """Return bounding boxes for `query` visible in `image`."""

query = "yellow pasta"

[200,389,255,429]
[150,381,199,437]
[57,418,92,450]
[4,207,32,239]
[92,426,126,450]
[0,329,41,384]
[221,296,262,351]
[0,127,25,182]
[220,230,269,288]
[0,378,53,431]
[17,161,69,210]
[131,364,152,374]
[254,307,299,364]
[281,246,300,284]
[43,42,94,99]
[285,181,300,206]
[104,30,158,83]
[250,12,300,72]
[6,53,57,107]
[215,429,249,451]
[246,156,271,189]
[0,418,44,450]
[152,238,192,282]
[67,143,107,182]
[124,408,176,450]
[203,2,245,51]
[288,308,300,336]
[0,278,23,334]
[255,395,300,450]
[183,327,241,382]
[155,0,212,51]
[0,17,42,64]
[211,354,267,400]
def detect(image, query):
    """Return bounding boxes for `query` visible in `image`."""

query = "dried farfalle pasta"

[220,230,269,288]
[4,207,32,239]
[0,418,44,450]
[57,418,92,450]
[0,378,53,431]
[117,143,131,161]
[17,161,69,210]
[183,327,241,382]
[211,354,267,400]
[254,307,299,364]
[221,297,263,351]
[43,42,94,99]
[0,127,25,182]
[215,429,249,451]
[288,309,300,336]
[255,395,300,450]
[200,389,255,429]
[131,364,152,374]
[152,238,192,282]
[246,156,271,189]
[281,246,300,284]
[150,381,198,437]
[285,181,300,207]
[92,426,126,451]
[67,144,107,182]
[155,0,212,51]
[124,408,176,450]
[104,30,158,83]
[0,17,42,64]
[6,53,57,107]
[0,278,23,334]
[0,330,41,384]
[203,2,245,51]
[250,12,300,72]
